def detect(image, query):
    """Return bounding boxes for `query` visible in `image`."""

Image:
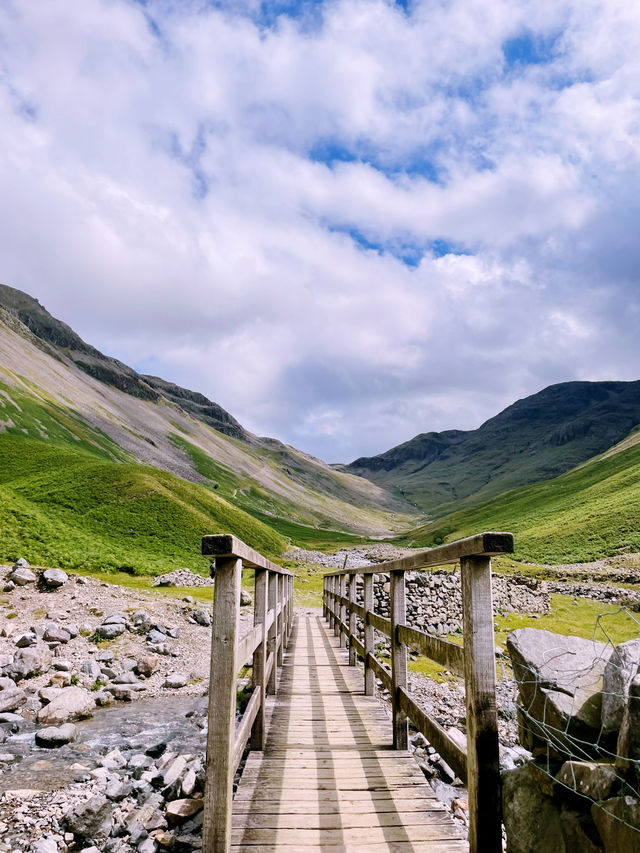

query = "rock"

[44,624,71,644]
[3,581,15,592]
[54,660,72,671]
[42,568,68,588]
[103,612,127,625]
[63,794,114,842]
[81,660,102,680]
[15,632,38,647]
[165,799,203,824]
[592,796,640,852]
[0,678,26,713]
[136,656,158,677]
[96,650,115,662]
[181,769,197,797]
[559,805,604,853]
[192,610,211,627]
[164,672,189,689]
[37,687,96,725]
[113,672,139,684]
[145,739,167,758]
[147,628,167,644]
[616,674,640,785]
[240,589,252,606]
[108,686,139,701]
[11,644,53,680]
[10,566,36,586]
[556,760,620,801]
[12,558,30,569]
[161,755,188,789]
[602,639,640,734]
[35,723,78,747]
[0,752,19,763]
[31,838,59,853]
[105,779,133,801]
[502,762,566,853]
[138,839,158,853]
[97,623,126,639]
[507,628,611,755]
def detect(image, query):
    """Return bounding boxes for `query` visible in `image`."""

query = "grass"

[408,594,640,682]
[402,440,640,564]
[0,434,286,575]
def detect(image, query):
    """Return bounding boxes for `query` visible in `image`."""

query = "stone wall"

[350,570,549,635]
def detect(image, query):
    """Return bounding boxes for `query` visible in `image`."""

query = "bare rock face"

[37,686,96,725]
[507,628,612,755]
[602,639,640,734]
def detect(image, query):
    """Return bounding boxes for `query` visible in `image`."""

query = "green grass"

[402,441,640,564]
[0,434,286,575]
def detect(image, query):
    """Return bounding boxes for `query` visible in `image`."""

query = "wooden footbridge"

[201,531,514,853]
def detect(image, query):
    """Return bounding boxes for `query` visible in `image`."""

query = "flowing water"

[0,696,207,792]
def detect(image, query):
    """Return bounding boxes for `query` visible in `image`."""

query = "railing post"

[390,569,408,750]
[203,555,242,853]
[348,574,357,666]
[333,576,340,637]
[267,570,278,694]
[340,574,348,646]
[323,576,327,619]
[363,574,375,696]
[277,573,284,667]
[250,568,268,751]
[288,575,293,639]
[461,555,501,853]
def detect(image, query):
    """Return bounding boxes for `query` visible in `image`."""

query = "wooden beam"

[348,576,357,666]
[250,568,268,751]
[323,532,514,576]
[233,688,261,772]
[461,555,501,853]
[390,569,408,750]
[203,555,242,853]
[363,574,375,697]
[366,610,391,638]
[267,571,278,695]
[202,534,291,575]
[397,624,465,677]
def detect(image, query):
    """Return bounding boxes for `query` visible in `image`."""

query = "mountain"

[404,426,640,564]
[342,380,640,517]
[0,284,418,572]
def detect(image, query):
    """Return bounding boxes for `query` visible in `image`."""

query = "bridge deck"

[231,612,468,852]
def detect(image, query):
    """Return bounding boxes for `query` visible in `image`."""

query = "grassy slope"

[403,436,640,564]
[0,435,286,574]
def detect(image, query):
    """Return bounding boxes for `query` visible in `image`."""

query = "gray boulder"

[507,628,611,754]
[31,838,59,853]
[43,624,71,644]
[11,644,53,680]
[97,623,125,639]
[502,762,566,853]
[37,686,96,725]
[63,794,114,841]
[14,632,37,648]
[147,628,167,644]
[10,566,36,586]
[592,796,640,852]
[193,610,211,627]
[42,569,68,588]
[0,677,26,713]
[81,660,102,680]
[35,722,78,747]
[103,613,127,626]
[602,638,640,734]
[164,672,188,689]
[240,589,253,606]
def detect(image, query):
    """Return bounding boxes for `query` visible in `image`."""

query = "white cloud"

[0,0,639,460]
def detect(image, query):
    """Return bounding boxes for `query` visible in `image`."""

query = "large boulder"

[35,723,77,747]
[10,644,53,680]
[507,628,612,755]
[502,762,566,853]
[592,796,640,853]
[602,639,640,734]
[10,566,36,586]
[37,686,96,725]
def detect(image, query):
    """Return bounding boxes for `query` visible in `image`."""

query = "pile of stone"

[503,627,640,852]
[1,742,207,852]
[349,570,549,637]
[152,570,213,588]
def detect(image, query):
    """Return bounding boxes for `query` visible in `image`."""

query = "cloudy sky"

[1,0,639,462]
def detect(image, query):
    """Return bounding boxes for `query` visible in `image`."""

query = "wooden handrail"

[201,535,293,853]
[322,530,512,853]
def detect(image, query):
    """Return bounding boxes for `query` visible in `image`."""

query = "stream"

[0,695,207,792]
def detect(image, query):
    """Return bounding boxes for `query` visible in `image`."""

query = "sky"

[1,0,639,463]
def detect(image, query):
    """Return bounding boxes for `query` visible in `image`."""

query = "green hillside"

[403,433,640,564]
[0,435,286,574]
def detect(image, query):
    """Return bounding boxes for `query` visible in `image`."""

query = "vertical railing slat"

[348,574,357,666]
[363,573,375,696]
[250,568,268,751]
[202,555,242,853]
[390,569,408,750]
[267,570,278,695]
[461,555,501,853]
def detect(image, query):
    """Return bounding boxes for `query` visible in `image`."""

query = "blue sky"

[0,0,639,461]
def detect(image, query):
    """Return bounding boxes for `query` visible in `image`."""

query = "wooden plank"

[233,688,261,771]
[461,555,501,853]
[397,624,465,677]
[397,687,467,782]
[202,533,291,575]
[231,825,466,845]
[203,555,242,853]
[323,531,514,576]
[231,843,468,853]
[366,611,391,637]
